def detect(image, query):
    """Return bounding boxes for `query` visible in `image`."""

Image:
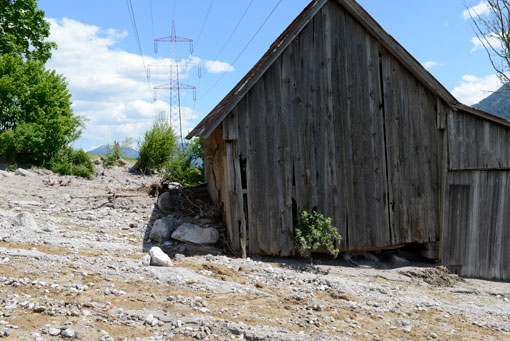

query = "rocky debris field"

[0,165,509,340]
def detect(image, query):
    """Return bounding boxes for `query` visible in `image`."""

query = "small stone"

[141,254,151,266]
[61,328,74,338]
[174,253,185,260]
[149,217,179,242]
[48,327,61,336]
[157,192,172,212]
[390,254,410,267]
[4,329,12,337]
[33,306,45,313]
[150,318,159,327]
[11,212,38,229]
[149,247,173,267]
[430,332,438,339]
[14,168,32,177]
[145,314,154,325]
[74,332,83,339]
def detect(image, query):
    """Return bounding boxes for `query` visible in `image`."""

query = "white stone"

[149,247,173,267]
[0,170,13,177]
[141,254,151,266]
[48,328,60,336]
[61,328,74,338]
[14,168,32,177]
[171,223,219,245]
[11,212,38,229]
[149,217,178,242]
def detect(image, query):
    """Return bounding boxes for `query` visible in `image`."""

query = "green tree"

[0,0,56,63]
[138,113,178,173]
[0,54,81,164]
[165,138,204,187]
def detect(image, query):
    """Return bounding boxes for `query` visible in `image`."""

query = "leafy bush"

[138,113,177,173]
[102,141,122,168]
[293,210,342,264]
[0,54,81,165]
[165,138,204,187]
[48,147,95,179]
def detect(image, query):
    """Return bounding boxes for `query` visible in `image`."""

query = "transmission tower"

[152,20,197,142]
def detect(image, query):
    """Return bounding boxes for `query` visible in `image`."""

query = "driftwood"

[70,193,140,199]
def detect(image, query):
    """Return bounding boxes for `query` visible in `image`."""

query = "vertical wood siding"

[449,109,510,170]
[443,171,510,280]
[206,1,444,256]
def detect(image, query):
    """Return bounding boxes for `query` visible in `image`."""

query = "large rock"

[14,168,33,177]
[157,192,172,212]
[171,223,219,245]
[0,170,13,177]
[11,212,38,229]
[149,247,173,267]
[149,217,179,243]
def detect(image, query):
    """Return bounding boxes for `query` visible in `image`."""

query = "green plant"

[102,141,121,168]
[293,210,342,264]
[138,113,177,173]
[164,138,204,187]
[0,54,81,164]
[6,163,17,172]
[48,147,95,179]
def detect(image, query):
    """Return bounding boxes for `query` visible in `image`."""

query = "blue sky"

[36,0,499,151]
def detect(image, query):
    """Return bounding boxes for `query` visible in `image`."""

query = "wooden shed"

[187,0,510,281]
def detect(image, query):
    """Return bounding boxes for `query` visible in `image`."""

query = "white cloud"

[451,74,501,105]
[463,1,490,20]
[470,33,501,52]
[205,60,234,73]
[422,61,438,70]
[45,18,206,149]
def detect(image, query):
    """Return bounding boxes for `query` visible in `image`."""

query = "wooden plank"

[278,46,294,256]
[449,109,510,170]
[222,111,238,140]
[225,142,240,250]
[333,0,457,108]
[190,0,328,139]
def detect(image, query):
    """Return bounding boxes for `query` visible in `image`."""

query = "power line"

[213,0,254,60]
[198,0,283,100]
[126,0,152,97]
[195,0,214,49]
[149,0,156,41]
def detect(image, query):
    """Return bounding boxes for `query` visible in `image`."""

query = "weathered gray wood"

[449,109,510,170]
[188,0,328,140]
[443,170,510,281]
[222,111,238,141]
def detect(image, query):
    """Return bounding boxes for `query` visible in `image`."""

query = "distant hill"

[87,145,139,159]
[473,83,510,120]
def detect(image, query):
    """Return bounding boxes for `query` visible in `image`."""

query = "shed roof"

[187,0,510,139]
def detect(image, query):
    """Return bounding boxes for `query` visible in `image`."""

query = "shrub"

[48,147,95,179]
[138,113,177,173]
[102,141,122,169]
[293,210,342,264]
[0,54,81,165]
[165,138,204,187]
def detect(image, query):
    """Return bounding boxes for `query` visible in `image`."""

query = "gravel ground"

[0,165,509,340]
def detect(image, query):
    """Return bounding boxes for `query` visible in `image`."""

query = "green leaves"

[0,54,80,164]
[138,113,178,173]
[0,0,56,63]
[293,210,342,264]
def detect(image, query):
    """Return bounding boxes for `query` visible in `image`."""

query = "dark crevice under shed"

[187,0,510,281]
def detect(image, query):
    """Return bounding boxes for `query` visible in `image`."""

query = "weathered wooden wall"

[443,170,510,280]
[442,108,510,281]
[204,0,446,256]
[448,110,510,170]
